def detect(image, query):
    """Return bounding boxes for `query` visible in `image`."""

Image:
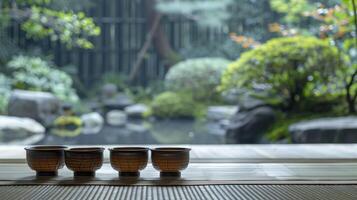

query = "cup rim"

[109,147,149,152]
[65,147,105,152]
[151,147,191,152]
[25,145,68,151]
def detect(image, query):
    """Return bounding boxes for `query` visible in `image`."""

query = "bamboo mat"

[1,185,357,200]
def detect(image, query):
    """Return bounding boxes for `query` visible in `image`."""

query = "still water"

[37,119,226,145]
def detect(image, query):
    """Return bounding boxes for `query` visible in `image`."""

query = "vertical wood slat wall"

[8,0,251,87]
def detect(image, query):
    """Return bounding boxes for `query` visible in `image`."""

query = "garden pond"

[36,119,226,145]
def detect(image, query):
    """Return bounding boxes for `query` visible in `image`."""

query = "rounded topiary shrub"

[220,36,342,110]
[165,57,231,101]
[151,92,203,118]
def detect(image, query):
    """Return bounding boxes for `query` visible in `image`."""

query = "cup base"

[36,171,57,176]
[74,171,95,177]
[160,172,181,177]
[119,172,140,177]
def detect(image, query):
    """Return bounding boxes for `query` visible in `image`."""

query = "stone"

[81,112,104,134]
[289,116,357,143]
[124,104,149,119]
[221,88,248,104]
[106,110,127,126]
[238,95,267,112]
[226,106,276,143]
[0,115,45,144]
[206,106,238,121]
[101,84,118,100]
[205,122,226,136]
[103,93,134,111]
[7,90,61,126]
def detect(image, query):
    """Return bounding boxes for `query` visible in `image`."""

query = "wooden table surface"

[2,145,357,199]
[1,162,357,185]
[2,144,357,163]
[0,144,357,185]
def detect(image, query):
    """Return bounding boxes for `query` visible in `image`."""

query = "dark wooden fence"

[8,0,274,87]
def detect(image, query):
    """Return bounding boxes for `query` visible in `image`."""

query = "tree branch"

[353,0,357,48]
[347,69,357,88]
[128,13,162,82]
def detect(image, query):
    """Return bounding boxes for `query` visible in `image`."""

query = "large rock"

[0,115,45,144]
[289,116,357,143]
[106,110,127,126]
[81,112,104,134]
[125,104,149,119]
[206,106,238,121]
[103,93,134,111]
[7,90,61,126]
[205,122,226,136]
[238,96,267,112]
[226,106,276,143]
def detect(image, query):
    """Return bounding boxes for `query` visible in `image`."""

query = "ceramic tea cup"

[25,145,67,176]
[151,147,191,177]
[109,147,149,177]
[65,147,104,176]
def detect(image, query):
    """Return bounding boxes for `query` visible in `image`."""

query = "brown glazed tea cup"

[151,147,191,177]
[25,145,67,176]
[109,147,149,177]
[65,147,104,176]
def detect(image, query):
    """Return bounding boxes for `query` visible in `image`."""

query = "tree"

[268,0,357,113]
[128,0,181,82]
[220,36,343,110]
[344,0,357,113]
[156,0,233,27]
[0,0,100,62]
[152,0,279,60]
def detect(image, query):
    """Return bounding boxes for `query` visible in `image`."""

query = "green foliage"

[0,0,100,50]
[156,0,233,27]
[165,57,230,101]
[266,111,344,142]
[0,74,11,114]
[220,36,343,110]
[100,73,128,92]
[129,81,166,104]
[22,7,100,49]
[52,115,82,137]
[179,39,246,60]
[270,0,313,23]
[96,73,166,104]
[150,92,205,119]
[6,55,79,103]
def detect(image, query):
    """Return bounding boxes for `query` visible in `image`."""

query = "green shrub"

[220,36,343,110]
[151,92,205,118]
[165,57,231,101]
[7,55,79,103]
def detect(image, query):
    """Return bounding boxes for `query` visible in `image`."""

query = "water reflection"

[37,119,226,145]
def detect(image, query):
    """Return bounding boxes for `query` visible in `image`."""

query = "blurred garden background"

[0,0,356,145]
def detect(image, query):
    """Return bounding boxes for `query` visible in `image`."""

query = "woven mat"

[1,185,357,200]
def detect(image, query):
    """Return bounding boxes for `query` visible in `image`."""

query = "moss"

[52,116,82,137]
